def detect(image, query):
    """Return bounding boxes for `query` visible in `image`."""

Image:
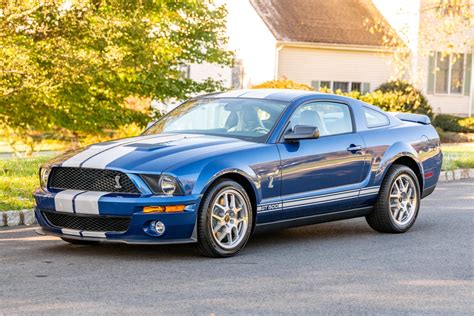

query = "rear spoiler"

[390,112,431,125]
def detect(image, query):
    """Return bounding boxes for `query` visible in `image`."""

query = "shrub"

[252,79,314,91]
[252,79,434,118]
[459,117,474,131]
[375,80,433,118]
[433,114,474,133]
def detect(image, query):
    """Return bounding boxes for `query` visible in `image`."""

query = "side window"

[289,102,353,137]
[364,107,389,128]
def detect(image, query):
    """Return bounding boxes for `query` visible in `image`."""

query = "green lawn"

[0,144,473,212]
[0,156,51,211]
[441,144,474,171]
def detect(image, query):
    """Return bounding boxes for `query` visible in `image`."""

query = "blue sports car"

[34,89,442,257]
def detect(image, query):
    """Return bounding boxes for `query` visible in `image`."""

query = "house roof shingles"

[250,0,397,47]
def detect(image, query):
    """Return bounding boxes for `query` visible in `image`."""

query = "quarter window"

[364,107,389,128]
[289,102,353,137]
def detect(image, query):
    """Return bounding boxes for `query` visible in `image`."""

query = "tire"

[196,179,254,258]
[61,237,100,245]
[366,165,421,233]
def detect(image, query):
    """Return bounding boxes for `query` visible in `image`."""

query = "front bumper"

[34,189,201,244]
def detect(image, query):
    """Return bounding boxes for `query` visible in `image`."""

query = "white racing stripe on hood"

[61,138,136,167]
[71,134,194,169]
[80,146,136,169]
[74,191,109,215]
[54,190,84,213]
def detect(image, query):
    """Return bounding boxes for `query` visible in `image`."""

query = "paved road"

[1,180,473,315]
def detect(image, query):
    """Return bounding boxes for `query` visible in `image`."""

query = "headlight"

[159,175,178,195]
[140,174,183,195]
[39,167,51,191]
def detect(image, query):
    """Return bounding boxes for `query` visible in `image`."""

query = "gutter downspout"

[469,46,473,117]
[274,43,284,80]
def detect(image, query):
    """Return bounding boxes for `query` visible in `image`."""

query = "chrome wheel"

[210,189,249,250]
[389,174,418,226]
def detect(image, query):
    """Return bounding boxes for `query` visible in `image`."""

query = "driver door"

[277,101,366,219]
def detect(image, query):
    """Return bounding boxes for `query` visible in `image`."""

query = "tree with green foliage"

[0,0,233,151]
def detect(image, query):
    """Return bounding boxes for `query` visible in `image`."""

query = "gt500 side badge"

[259,203,282,212]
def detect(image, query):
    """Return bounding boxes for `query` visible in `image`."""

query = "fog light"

[151,221,165,235]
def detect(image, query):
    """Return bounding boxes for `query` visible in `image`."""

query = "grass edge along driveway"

[1,144,473,212]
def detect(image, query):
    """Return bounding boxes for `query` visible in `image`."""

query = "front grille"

[43,211,131,232]
[49,167,140,194]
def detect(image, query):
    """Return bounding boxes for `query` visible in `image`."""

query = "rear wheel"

[197,179,253,258]
[366,165,420,233]
[61,237,100,245]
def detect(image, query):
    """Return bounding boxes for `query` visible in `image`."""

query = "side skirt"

[254,206,373,233]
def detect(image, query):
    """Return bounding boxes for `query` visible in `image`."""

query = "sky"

[372,0,421,51]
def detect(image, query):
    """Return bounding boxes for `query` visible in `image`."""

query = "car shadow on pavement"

[33,218,379,260]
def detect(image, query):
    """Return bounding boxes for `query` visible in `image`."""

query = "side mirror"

[284,125,320,142]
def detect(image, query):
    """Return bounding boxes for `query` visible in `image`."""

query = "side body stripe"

[257,186,380,213]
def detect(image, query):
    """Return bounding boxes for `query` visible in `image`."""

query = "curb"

[1,168,473,228]
[438,168,474,182]
[1,209,36,227]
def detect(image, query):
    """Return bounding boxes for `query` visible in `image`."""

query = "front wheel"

[196,179,253,258]
[366,165,420,233]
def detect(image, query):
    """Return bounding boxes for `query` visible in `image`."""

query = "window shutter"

[427,53,435,94]
[464,53,472,96]
[362,82,370,93]
[311,80,320,91]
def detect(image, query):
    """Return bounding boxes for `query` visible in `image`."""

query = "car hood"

[46,133,254,174]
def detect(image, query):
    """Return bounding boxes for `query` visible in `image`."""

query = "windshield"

[144,98,288,142]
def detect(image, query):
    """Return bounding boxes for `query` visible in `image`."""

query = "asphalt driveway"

[1,180,473,315]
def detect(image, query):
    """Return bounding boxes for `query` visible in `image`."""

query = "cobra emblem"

[114,175,122,189]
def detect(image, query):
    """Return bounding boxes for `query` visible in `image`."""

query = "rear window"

[364,107,389,128]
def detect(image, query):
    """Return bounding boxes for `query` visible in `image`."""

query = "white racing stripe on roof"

[54,190,84,213]
[240,89,277,99]
[212,90,250,98]
[61,228,81,236]
[74,191,109,215]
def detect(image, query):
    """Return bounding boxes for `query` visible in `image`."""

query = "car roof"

[200,89,321,102]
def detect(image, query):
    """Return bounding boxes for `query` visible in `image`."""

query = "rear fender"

[376,142,424,189]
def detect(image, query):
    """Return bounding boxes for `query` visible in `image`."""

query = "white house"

[416,0,473,116]
[188,0,399,93]
[187,0,473,116]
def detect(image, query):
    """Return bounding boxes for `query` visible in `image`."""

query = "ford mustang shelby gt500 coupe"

[34,89,442,257]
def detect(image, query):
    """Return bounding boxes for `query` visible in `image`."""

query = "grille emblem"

[114,175,122,189]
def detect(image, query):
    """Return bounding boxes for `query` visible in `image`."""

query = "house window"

[351,82,362,92]
[320,81,331,89]
[333,82,349,92]
[450,54,464,93]
[313,81,370,93]
[435,52,465,95]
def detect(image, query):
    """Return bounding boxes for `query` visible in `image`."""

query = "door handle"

[347,144,363,152]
